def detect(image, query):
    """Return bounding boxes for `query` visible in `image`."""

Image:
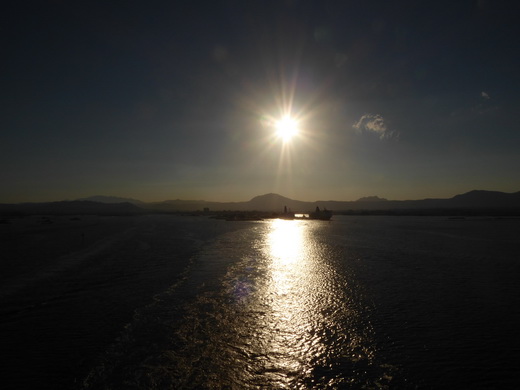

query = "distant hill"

[0,201,144,215]
[316,190,520,213]
[2,190,520,215]
[145,193,336,212]
[78,195,144,205]
[356,196,388,202]
[143,190,520,214]
[449,190,520,208]
[247,193,311,212]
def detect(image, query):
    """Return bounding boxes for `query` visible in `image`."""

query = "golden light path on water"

[219,218,379,388]
[264,219,330,382]
[164,218,384,389]
[83,219,387,389]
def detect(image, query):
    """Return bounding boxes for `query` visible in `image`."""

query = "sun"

[275,116,299,142]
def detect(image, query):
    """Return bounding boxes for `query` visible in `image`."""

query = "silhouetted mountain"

[78,195,144,205]
[356,196,388,202]
[141,193,329,212]
[0,201,144,215]
[449,190,520,208]
[3,190,520,215]
[98,190,520,213]
[248,193,310,212]
[145,199,223,212]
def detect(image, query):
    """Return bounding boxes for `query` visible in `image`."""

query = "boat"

[274,206,332,221]
[309,206,332,221]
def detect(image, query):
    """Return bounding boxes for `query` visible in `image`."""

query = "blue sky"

[1,0,519,202]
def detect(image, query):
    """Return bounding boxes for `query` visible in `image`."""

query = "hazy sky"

[2,0,519,203]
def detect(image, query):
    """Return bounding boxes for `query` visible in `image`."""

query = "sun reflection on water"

[266,219,312,334]
[251,218,378,387]
[84,219,390,389]
[268,219,305,265]
[259,219,330,384]
[163,219,382,388]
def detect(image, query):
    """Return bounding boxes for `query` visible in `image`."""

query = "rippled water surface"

[87,219,387,388]
[2,215,520,389]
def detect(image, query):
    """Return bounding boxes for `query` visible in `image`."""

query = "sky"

[1,0,519,203]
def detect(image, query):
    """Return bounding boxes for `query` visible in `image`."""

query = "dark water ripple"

[0,215,251,389]
[83,220,397,389]
[2,215,519,389]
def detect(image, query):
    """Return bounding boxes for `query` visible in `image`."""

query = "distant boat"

[309,206,332,221]
[276,205,332,221]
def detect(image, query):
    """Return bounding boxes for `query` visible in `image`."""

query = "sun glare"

[275,116,298,142]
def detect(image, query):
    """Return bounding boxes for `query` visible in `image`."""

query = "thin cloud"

[353,114,395,139]
[481,91,490,99]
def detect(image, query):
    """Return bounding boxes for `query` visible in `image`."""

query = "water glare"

[268,218,304,265]
[240,219,382,388]
[83,218,390,389]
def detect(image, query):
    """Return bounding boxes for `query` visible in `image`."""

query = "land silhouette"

[1,190,520,216]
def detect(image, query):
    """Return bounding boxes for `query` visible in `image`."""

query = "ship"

[275,206,333,221]
[309,206,332,221]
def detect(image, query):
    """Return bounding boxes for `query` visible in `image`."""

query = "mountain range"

[2,190,520,216]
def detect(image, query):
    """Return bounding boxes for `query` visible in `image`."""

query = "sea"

[1,214,519,389]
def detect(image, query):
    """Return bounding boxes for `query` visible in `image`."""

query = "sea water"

[1,215,519,389]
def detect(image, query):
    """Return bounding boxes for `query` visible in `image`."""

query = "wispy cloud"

[450,91,498,118]
[353,114,396,139]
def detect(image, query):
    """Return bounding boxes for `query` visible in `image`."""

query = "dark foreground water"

[1,215,519,389]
